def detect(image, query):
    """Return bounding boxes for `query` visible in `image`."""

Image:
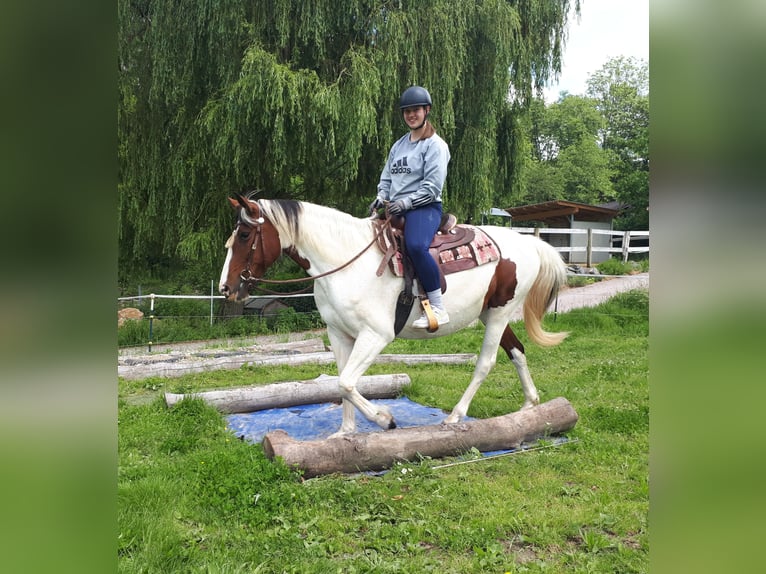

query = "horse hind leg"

[443,313,507,424]
[500,325,540,409]
[444,322,539,425]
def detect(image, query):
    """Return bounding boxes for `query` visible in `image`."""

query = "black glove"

[368,198,384,216]
[387,197,412,215]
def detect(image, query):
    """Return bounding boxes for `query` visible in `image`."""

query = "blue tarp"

[226,397,457,443]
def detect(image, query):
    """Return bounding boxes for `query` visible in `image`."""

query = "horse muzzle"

[219,281,249,302]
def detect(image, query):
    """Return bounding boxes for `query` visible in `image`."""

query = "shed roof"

[501,200,623,224]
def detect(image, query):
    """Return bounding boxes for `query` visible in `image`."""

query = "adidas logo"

[390,156,411,175]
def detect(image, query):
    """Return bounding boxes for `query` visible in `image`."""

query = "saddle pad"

[387,226,500,277]
[390,251,405,277]
[436,227,500,275]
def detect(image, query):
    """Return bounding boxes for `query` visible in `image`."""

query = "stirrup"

[419,299,439,333]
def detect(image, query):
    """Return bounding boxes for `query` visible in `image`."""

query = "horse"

[218,195,568,436]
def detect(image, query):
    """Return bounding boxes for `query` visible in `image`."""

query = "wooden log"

[120,352,338,380]
[263,397,578,477]
[119,352,475,380]
[375,353,476,365]
[164,373,411,413]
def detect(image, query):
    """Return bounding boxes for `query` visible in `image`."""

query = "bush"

[597,257,632,276]
[118,317,150,347]
[273,307,324,333]
[597,257,650,276]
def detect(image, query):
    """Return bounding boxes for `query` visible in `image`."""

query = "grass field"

[118,290,648,573]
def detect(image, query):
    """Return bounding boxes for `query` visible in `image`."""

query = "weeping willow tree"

[119,0,578,282]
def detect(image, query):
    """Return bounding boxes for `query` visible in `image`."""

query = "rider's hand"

[387,197,412,215]
[368,198,384,217]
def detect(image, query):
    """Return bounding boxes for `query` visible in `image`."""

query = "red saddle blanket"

[380,225,500,278]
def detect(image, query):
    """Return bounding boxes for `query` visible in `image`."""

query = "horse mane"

[246,200,374,260]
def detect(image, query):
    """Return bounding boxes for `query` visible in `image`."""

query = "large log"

[164,373,411,413]
[263,397,578,477]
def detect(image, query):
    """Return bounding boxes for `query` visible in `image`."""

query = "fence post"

[622,231,631,262]
[148,293,155,353]
[586,228,593,268]
[210,280,214,327]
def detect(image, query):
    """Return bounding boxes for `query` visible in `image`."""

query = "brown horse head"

[218,194,284,301]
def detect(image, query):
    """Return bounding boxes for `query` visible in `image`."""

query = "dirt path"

[513,272,649,318]
[118,274,648,380]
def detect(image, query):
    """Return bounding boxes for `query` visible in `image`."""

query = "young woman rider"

[369,85,451,328]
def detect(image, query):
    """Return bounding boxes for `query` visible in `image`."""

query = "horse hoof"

[388,418,397,430]
[443,412,462,424]
[329,428,354,438]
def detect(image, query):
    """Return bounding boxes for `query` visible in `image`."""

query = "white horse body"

[219,199,567,435]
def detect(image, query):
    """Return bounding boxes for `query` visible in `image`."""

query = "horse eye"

[238,232,250,241]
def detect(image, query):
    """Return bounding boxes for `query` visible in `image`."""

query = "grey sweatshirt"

[376,129,450,209]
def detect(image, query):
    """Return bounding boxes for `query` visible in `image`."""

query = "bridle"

[234,215,266,284]
[229,211,393,296]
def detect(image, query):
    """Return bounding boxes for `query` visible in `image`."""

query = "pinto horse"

[219,195,568,436]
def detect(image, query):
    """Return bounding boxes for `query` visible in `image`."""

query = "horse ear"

[232,194,256,216]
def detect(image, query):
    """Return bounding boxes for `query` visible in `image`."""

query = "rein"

[238,215,393,296]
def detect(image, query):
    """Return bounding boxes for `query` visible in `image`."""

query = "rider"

[369,85,451,328]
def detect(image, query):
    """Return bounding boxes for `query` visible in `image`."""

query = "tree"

[118,0,579,285]
[518,56,649,230]
[522,94,613,205]
[587,56,649,229]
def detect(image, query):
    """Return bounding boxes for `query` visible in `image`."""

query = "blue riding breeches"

[402,202,443,293]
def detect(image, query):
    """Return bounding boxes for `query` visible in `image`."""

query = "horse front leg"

[326,328,357,435]
[331,329,395,436]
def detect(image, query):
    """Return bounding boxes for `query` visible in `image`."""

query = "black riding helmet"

[399,85,432,109]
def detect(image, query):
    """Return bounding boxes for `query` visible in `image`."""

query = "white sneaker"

[411,307,450,328]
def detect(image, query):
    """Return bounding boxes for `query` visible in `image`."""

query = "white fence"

[117,287,309,326]
[512,227,649,266]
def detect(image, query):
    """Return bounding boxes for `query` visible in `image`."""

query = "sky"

[543,0,649,103]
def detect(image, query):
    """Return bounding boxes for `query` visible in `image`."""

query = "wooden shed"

[502,200,624,264]
[243,297,290,318]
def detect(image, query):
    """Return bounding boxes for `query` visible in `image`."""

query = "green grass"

[118,308,326,348]
[118,290,648,573]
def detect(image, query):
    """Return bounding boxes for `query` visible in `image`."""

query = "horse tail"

[523,238,570,347]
